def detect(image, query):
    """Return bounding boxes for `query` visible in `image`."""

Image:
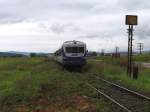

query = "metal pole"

[140,45,142,54]
[137,43,143,55]
[127,26,129,74]
[127,25,133,76]
[127,25,130,76]
[130,25,133,75]
[125,15,138,77]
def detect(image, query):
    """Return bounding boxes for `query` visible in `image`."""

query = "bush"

[30,53,37,57]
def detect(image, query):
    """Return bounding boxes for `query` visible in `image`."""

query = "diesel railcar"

[54,40,87,67]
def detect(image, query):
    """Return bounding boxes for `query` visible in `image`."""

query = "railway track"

[85,75,150,112]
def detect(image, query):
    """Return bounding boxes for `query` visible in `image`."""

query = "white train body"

[54,40,87,66]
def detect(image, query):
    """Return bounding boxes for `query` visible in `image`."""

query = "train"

[54,40,87,67]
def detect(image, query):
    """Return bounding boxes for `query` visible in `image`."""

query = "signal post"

[125,15,138,77]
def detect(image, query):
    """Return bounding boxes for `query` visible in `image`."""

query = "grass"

[102,67,150,93]
[88,56,150,93]
[87,59,150,112]
[0,57,150,112]
[94,53,150,62]
[0,57,113,112]
[133,54,150,62]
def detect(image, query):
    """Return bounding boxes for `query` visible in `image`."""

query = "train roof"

[63,40,86,46]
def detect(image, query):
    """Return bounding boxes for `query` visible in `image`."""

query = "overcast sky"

[0,0,150,53]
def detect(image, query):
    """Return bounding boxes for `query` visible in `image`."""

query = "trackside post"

[125,15,138,77]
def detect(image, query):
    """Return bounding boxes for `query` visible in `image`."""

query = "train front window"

[78,47,84,53]
[66,47,72,53]
[66,47,84,53]
[72,47,78,53]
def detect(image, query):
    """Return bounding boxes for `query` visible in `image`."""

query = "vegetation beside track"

[0,57,150,112]
[0,57,113,112]
[94,53,150,62]
[133,54,150,62]
[89,54,150,93]
[87,58,150,112]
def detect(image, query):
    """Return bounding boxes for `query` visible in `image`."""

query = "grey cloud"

[79,32,113,39]
[0,0,150,24]
[79,34,100,38]
[60,1,94,11]
[136,23,150,39]
[0,0,96,24]
[0,0,150,52]
[50,23,80,34]
[117,0,150,11]
[0,16,24,24]
[50,23,65,34]
[0,15,25,25]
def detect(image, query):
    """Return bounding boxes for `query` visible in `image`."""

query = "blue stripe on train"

[62,56,86,66]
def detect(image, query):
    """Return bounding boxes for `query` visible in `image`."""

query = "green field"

[134,54,150,62]
[94,54,150,62]
[0,57,150,112]
[92,54,150,93]
[0,57,113,112]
